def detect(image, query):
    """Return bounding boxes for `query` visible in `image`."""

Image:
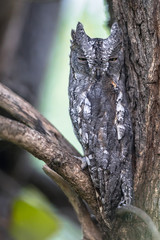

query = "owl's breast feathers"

[72,81,118,152]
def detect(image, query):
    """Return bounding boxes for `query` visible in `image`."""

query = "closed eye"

[78,57,87,63]
[109,57,118,62]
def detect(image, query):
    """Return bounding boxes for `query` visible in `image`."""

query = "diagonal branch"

[0,115,59,164]
[0,83,79,155]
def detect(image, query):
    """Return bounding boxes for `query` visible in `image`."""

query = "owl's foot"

[74,156,90,169]
[118,190,132,207]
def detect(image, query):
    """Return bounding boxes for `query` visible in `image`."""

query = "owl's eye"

[78,57,87,63]
[109,57,118,62]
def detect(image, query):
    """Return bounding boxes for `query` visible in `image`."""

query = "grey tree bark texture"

[104,0,160,239]
[0,1,160,240]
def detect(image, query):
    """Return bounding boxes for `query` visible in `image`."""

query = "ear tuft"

[71,29,76,41]
[76,22,85,33]
[71,22,87,45]
[76,22,86,39]
[75,22,90,46]
[110,22,122,38]
[111,22,119,33]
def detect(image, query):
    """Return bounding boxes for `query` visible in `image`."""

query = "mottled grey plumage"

[68,22,133,219]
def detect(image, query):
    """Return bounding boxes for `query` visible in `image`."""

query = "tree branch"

[0,82,105,237]
[0,83,79,156]
[43,165,102,240]
[0,115,98,212]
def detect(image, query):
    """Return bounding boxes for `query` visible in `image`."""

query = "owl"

[68,22,133,219]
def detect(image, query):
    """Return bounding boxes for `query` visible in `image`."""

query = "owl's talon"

[73,156,88,169]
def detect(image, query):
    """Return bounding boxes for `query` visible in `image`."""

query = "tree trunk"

[105,0,160,239]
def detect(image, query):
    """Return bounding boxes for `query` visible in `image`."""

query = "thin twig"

[43,165,103,240]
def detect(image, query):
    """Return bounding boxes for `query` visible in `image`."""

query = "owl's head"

[70,22,123,81]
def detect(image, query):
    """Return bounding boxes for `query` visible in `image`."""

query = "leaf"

[10,187,60,240]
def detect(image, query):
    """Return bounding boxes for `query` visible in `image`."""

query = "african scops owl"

[68,22,133,219]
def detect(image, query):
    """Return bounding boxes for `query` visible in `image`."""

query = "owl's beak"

[95,69,102,80]
[96,69,100,77]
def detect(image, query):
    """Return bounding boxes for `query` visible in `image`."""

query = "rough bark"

[105,0,160,239]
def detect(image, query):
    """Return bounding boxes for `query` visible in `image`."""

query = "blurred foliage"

[10,187,81,240]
